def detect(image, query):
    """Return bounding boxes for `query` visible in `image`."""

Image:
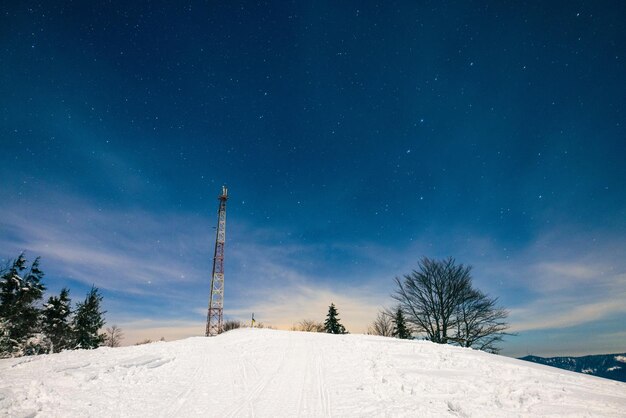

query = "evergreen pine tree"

[392,307,411,339]
[0,317,11,357]
[73,286,106,349]
[324,303,347,334]
[41,288,73,352]
[0,254,46,356]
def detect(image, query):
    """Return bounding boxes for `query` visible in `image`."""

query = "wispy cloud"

[0,190,396,335]
[470,232,626,333]
[2,189,625,354]
[0,192,210,297]
[509,297,626,332]
[228,278,387,333]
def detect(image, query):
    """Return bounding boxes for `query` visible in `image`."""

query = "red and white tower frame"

[205,185,228,336]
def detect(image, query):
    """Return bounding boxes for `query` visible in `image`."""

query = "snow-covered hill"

[1,328,625,417]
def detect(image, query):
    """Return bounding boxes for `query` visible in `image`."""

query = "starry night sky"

[1,1,625,356]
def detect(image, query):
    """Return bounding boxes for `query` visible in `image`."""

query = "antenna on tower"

[205,186,229,336]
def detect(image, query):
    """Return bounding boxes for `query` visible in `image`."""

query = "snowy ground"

[1,328,625,417]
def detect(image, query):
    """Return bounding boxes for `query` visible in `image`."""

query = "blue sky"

[1,1,625,357]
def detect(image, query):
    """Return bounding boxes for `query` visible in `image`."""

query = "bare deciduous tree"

[222,319,242,332]
[393,257,510,352]
[104,325,124,347]
[451,288,511,354]
[367,310,394,337]
[297,319,325,333]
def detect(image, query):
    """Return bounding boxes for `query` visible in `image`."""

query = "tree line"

[368,256,511,353]
[0,253,107,358]
[292,303,409,338]
[287,257,509,353]
[289,303,350,334]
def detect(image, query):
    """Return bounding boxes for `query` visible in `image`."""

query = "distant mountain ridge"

[519,353,626,383]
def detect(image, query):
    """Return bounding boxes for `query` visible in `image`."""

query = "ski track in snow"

[1,328,626,417]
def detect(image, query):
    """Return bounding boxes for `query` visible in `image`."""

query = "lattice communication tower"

[205,185,228,336]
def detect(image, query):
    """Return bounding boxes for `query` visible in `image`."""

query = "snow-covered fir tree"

[392,307,411,339]
[73,286,106,349]
[41,288,73,353]
[0,318,10,357]
[0,254,45,357]
[324,303,347,334]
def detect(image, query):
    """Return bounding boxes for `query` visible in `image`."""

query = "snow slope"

[1,328,625,417]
